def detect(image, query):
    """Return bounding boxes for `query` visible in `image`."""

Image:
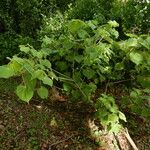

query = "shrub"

[0,19,149,132]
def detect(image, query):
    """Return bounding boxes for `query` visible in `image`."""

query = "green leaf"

[126,38,138,47]
[36,51,44,59]
[0,66,14,78]
[12,56,24,65]
[23,61,34,74]
[137,75,150,88]
[8,61,22,73]
[24,73,37,90]
[67,19,86,34]
[78,29,89,39]
[30,48,37,56]
[16,85,33,102]
[115,63,124,70]
[40,59,51,68]
[119,111,127,122]
[48,71,58,80]
[37,86,48,99]
[108,21,119,27]
[129,52,143,65]
[108,114,119,123]
[110,29,119,39]
[42,76,53,86]
[30,49,44,58]
[109,123,122,133]
[141,108,150,117]
[130,91,139,98]
[62,38,74,50]
[71,90,82,100]
[32,70,46,80]
[63,83,72,92]
[74,55,83,63]
[89,82,97,93]
[110,106,118,113]
[82,68,96,79]
[139,37,150,50]
[19,45,30,53]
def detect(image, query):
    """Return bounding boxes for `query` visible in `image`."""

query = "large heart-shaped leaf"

[0,66,14,78]
[37,86,48,99]
[16,85,34,102]
[32,70,46,80]
[67,19,86,34]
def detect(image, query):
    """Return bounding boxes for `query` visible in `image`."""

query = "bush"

[110,0,150,34]
[66,0,150,34]
[67,0,114,23]
[0,32,38,64]
[0,19,150,132]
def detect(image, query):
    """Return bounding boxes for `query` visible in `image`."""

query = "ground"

[0,79,149,150]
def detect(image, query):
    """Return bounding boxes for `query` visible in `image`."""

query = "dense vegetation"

[0,0,149,149]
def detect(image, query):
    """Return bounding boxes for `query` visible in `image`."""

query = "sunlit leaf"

[19,45,30,53]
[108,21,119,27]
[40,59,51,68]
[16,85,33,102]
[42,76,53,86]
[129,52,143,65]
[0,66,14,78]
[119,111,127,122]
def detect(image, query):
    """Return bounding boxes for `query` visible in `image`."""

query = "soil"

[0,79,149,150]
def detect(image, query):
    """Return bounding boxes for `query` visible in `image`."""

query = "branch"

[112,78,134,84]
[48,134,74,149]
[124,128,139,150]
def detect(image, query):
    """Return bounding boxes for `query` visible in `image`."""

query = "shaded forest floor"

[0,79,149,150]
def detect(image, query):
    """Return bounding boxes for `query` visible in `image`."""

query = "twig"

[48,134,74,149]
[74,82,87,98]
[112,78,134,84]
[52,69,73,80]
[124,128,139,150]
[52,69,87,99]
[105,81,109,94]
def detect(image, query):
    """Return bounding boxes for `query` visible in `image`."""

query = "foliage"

[39,12,66,39]
[110,0,150,34]
[96,94,126,133]
[66,0,150,34]
[0,0,74,63]
[0,19,149,132]
[66,0,114,23]
[0,45,57,102]
[0,0,74,36]
[0,32,38,64]
[122,88,150,118]
[1,0,149,66]
[0,0,50,35]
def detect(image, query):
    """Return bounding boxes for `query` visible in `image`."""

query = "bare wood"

[124,128,139,150]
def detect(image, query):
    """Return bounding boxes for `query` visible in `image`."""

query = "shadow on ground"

[0,90,98,150]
